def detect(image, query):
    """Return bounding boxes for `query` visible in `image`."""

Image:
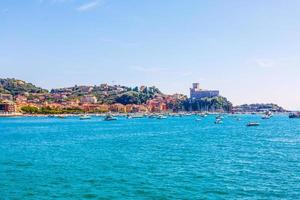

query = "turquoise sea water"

[1,115,300,199]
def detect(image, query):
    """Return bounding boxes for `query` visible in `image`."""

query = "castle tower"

[192,83,200,90]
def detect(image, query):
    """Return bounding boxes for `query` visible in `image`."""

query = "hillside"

[233,103,286,112]
[50,84,163,104]
[183,96,233,112]
[0,78,48,95]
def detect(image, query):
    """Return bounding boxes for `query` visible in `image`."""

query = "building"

[0,94,13,101]
[147,99,167,112]
[15,95,28,103]
[190,83,219,99]
[80,95,97,104]
[0,101,16,113]
[110,103,126,113]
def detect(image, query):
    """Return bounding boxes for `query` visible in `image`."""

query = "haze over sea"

[1,115,300,199]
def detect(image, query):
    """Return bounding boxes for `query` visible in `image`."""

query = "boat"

[289,112,300,119]
[195,118,202,121]
[265,111,273,117]
[156,115,167,119]
[215,119,223,124]
[216,115,224,120]
[131,115,144,119]
[246,122,260,127]
[104,115,117,121]
[262,115,271,119]
[199,113,208,117]
[80,115,91,120]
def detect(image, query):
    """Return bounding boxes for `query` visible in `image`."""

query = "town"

[0,78,285,116]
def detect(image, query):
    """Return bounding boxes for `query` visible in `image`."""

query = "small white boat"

[80,115,91,120]
[104,115,117,121]
[247,122,260,127]
[262,115,271,120]
[215,119,223,124]
[156,115,167,119]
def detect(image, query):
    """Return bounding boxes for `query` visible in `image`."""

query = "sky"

[1,0,300,110]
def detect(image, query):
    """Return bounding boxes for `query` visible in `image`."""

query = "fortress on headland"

[190,83,219,99]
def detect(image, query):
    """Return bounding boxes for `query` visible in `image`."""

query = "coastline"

[0,111,291,118]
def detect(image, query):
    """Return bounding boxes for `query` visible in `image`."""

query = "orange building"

[110,103,126,113]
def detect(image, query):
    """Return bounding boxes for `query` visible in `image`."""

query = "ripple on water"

[82,193,98,199]
[1,115,300,199]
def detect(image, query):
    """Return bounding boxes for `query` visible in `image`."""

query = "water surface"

[1,115,300,199]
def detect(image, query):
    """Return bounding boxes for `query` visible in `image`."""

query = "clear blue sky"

[1,0,300,110]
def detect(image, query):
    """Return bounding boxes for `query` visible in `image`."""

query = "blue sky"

[1,0,300,110]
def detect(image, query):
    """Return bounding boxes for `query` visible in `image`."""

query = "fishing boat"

[289,112,300,119]
[80,115,91,120]
[246,122,260,127]
[104,115,117,121]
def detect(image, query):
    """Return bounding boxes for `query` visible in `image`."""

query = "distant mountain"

[233,103,286,112]
[0,78,48,95]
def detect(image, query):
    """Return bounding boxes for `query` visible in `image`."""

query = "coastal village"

[0,78,285,115]
[0,79,187,115]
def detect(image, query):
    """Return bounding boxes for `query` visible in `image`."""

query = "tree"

[132,86,139,92]
[116,91,141,105]
[20,106,39,114]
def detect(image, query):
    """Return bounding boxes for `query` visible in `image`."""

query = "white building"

[80,95,97,103]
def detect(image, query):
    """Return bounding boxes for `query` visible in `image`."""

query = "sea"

[0,114,299,199]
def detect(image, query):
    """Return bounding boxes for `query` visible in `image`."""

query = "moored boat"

[289,112,300,119]
[247,122,260,127]
[104,115,117,121]
[215,119,223,124]
[156,115,167,119]
[80,115,91,120]
[262,115,271,119]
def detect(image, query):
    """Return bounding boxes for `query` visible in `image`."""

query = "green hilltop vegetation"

[0,78,48,95]
[184,96,233,112]
[50,85,163,105]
